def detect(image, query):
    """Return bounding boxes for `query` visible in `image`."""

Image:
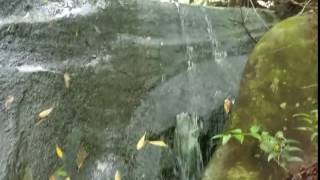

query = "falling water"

[172,2,206,180]
[201,7,228,65]
[173,2,195,72]
[201,7,217,58]
[174,112,204,180]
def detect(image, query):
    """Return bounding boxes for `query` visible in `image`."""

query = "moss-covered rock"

[226,162,259,180]
[203,13,318,180]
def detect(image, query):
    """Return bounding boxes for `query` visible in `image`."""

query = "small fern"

[293,109,318,143]
[212,125,302,170]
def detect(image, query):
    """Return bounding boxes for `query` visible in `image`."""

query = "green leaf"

[261,131,270,136]
[286,146,303,152]
[250,125,260,134]
[250,132,261,140]
[222,134,232,145]
[287,156,303,162]
[286,139,300,145]
[275,131,284,139]
[55,168,68,177]
[293,113,310,118]
[211,134,224,140]
[267,153,275,162]
[295,127,313,131]
[229,129,242,134]
[233,134,244,144]
[311,109,318,114]
[300,117,313,124]
[279,162,287,170]
[311,132,318,142]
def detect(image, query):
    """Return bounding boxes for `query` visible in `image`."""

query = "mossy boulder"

[203,13,318,180]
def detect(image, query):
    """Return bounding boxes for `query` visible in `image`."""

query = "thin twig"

[298,0,312,15]
[240,7,258,44]
[243,7,250,22]
[290,0,304,7]
[249,0,269,30]
[301,83,318,89]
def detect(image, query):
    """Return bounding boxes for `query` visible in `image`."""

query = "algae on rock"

[203,13,318,180]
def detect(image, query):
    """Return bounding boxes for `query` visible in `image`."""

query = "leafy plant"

[258,131,303,170]
[293,109,318,143]
[49,145,71,180]
[212,125,302,170]
[54,167,68,177]
[211,128,245,145]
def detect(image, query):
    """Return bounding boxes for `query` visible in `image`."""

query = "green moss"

[206,13,318,180]
[226,163,258,180]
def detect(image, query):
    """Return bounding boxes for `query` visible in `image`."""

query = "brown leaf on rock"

[35,107,54,126]
[224,98,232,114]
[136,132,146,150]
[114,170,121,180]
[4,95,14,110]
[76,145,88,170]
[49,175,57,180]
[148,140,168,147]
[38,107,54,119]
[64,73,71,89]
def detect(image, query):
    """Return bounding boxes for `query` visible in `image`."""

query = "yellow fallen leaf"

[136,132,146,150]
[55,144,64,159]
[114,170,121,180]
[65,177,71,180]
[49,175,57,180]
[38,107,54,119]
[64,73,71,89]
[148,140,168,147]
[5,95,14,110]
[76,145,88,170]
[224,98,232,114]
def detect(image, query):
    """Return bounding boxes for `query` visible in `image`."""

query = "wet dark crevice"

[142,104,228,179]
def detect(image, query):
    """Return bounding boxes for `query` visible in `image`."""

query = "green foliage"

[51,144,70,179]
[53,167,68,177]
[258,131,303,169]
[293,109,318,143]
[212,128,244,145]
[212,125,302,170]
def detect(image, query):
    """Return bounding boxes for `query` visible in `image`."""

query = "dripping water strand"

[173,2,199,112]
[202,7,217,57]
[173,1,194,71]
[172,4,204,180]
[201,7,227,64]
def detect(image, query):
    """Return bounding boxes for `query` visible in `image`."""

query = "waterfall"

[174,112,204,180]
[173,2,195,71]
[201,7,227,65]
[173,105,228,180]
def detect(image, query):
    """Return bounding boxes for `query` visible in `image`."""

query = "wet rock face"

[0,0,278,180]
[0,0,89,17]
[204,14,318,180]
[0,0,28,16]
